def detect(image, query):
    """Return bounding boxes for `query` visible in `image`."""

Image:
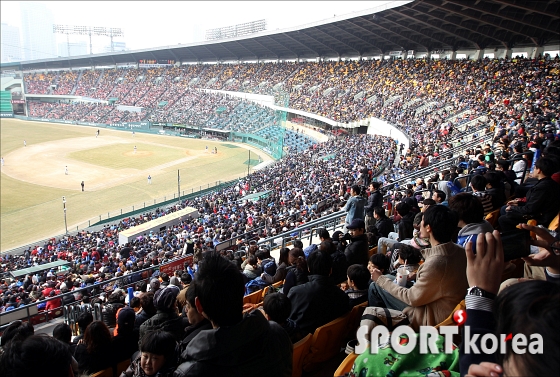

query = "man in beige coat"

[368,205,468,331]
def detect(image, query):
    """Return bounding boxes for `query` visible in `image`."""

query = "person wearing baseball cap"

[338,218,369,266]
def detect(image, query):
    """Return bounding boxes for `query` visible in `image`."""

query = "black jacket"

[508,177,560,226]
[374,216,394,239]
[288,275,350,335]
[173,310,292,377]
[102,302,124,328]
[364,190,383,217]
[343,233,369,266]
[139,310,187,342]
[177,319,213,361]
[397,212,415,240]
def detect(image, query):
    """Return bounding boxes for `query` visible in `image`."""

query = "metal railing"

[0,255,188,331]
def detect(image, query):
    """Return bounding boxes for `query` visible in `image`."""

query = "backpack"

[244,277,269,295]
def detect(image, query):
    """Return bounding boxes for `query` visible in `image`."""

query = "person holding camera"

[338,219,369,266]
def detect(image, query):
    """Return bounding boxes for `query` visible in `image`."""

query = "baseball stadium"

[0,1,559,376]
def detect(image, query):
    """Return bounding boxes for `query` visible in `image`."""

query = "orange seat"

[333,352,358,377]
[292,333,313,377]
[485,209,500,228]
[434,299,465,329]
[116,360,130,376]
[89,367,113,377]
[273,280,284,288]
[345,302,368,340]
[548,213,559,231]
[368,246,377,258]
[303,312,351,372]
[243,289,262,305]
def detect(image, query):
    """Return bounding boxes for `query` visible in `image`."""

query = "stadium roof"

[2,0,559,71]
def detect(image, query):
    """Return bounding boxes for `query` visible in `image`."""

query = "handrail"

[0,254,190,326]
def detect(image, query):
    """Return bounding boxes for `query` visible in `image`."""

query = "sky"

[1,1,408,53]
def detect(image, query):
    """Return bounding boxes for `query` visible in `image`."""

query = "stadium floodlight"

[53,24,124,55]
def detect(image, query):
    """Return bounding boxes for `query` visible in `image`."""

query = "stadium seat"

[333,352,358,377]
[548,213,559,231]
[292,333,313,377]
[243,289,262,305]
[345,302,368,340]
[115,360,130,376]
[485,209,500,228]
[368,246,377,258]
[303,312,351,372]
[434,299,465,329]
[89,367,113,377]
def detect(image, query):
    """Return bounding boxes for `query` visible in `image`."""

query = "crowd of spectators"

[52,70,80,96]
[4,55,560,377]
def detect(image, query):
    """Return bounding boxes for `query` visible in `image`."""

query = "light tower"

[53,25,124,55]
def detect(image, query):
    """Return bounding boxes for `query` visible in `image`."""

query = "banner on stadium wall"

[107,122,151,130]
[159,254,193,275]
[0,113,14,118]
[151,122,166,127]
[11,100,26,104]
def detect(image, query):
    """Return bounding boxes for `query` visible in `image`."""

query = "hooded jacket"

[456,220,495,253]
[173,310,292,377]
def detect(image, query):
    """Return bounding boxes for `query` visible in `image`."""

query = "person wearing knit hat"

[169,276,182,288]
[149,278,160,292]
[139,285,186,341]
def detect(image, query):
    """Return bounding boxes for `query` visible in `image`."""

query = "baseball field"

[0,119,271,252]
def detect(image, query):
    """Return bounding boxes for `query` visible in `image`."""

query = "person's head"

[319,240,336,255]
[153,285,180,313]
[76,311,93,333]
[0,335,73,377]
[346,264,370,290]
[130,296,141,311]
[262,292,291,325]
[347,218,365,237]
[317,228,331,241]
[420,205,458,244]
[369,253,389,274]
[83,320,111,354]
[307,250,332,277]
[373,206,386,219]
[495,160,510,171]
[0,320,34,347]
[140,291,157,316]
[194,251,245,327]
[52,323,72,344]
[139,330,177,376]
[184,284,204,326]
[288,247,305,266]
[422,198,436,212]
[350,185,361,196]
[534,156,559,178]
[496,280,559,376]
[470,175,487,192]
[369,182,380,192]
[278,247,290,266]
[180,273,192,285]
[396,202,411,217]
[396,245,422,265]
[117,307,136,335]
[433,190,447,204]
[449,193,485,227]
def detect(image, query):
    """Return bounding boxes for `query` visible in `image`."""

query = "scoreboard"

[138,59,175,66]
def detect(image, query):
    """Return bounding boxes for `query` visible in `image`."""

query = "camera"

[340,233,352,242]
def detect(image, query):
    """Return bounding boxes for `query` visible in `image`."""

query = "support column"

[471,50,482,60]
[501,48,512,59]
[531,46,544,59]
[449,51,457,60]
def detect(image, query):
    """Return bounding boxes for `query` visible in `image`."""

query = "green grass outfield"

[0,119,269,252]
